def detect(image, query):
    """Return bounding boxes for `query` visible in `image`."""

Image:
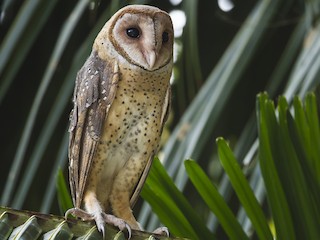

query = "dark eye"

[162,31,169,43]
[126,28,140,38]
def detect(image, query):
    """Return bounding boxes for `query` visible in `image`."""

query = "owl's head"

[97,5,174,71]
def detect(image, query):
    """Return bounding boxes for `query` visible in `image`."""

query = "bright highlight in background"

[218,0,234,12]
[170,0,183,5]
[169,10,186,38]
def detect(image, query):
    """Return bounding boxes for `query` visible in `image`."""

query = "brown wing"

[129,86,171,208]
[68,51,119,208]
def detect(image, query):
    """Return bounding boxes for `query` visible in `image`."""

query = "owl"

[66,4,173,237]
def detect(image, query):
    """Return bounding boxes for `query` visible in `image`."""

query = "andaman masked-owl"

[67,4,173,237]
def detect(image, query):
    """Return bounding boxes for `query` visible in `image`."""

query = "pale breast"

[89,64,170,199]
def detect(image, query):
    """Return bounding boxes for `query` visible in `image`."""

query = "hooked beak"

[145,50,157,69]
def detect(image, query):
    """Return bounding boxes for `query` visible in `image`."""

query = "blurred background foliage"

[1,0,320,239]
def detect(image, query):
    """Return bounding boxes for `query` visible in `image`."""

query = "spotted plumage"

[66,4,173,237]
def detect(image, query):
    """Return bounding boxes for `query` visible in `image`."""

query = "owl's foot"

[65,208,131,239]
[65,207,94,221]
[152,226,169,237]
[102,212,131,239]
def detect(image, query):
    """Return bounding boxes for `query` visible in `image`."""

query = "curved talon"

[102,213,132,239]
[124,223,132,239]
[96,223,105,239]
[64,207,94,221]
[152,227,169,237]
[64,208,76,219]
